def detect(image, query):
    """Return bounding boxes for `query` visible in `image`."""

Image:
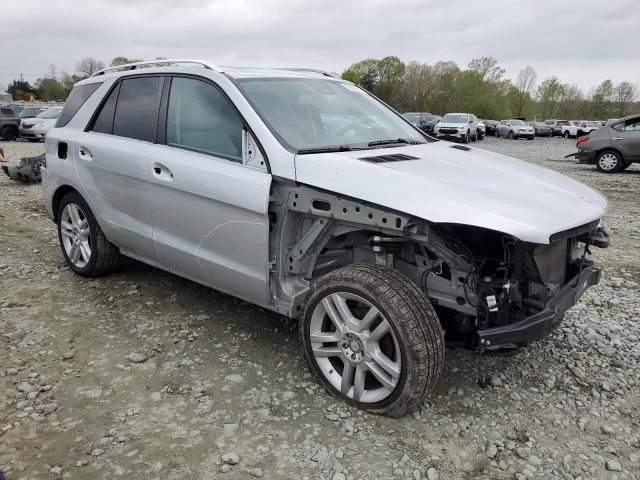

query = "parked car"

[481,119,500,136]
[402,112,441,135]
[0,105,21,141]
[530,122,553,137]
[568,114,640,173]
[42,59,608,416]
[476,121,485,140]
[495,119,535,140]
[544,119,571,137]
[19,108,63,142]
[18,106,46,119]
[433,112,479,143]
[575,121,602,137]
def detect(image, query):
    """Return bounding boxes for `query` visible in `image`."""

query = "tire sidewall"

[57,193,101,275]
[596,150,621,173]
[301,283,412,412]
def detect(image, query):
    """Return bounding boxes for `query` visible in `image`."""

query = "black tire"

[461,133,468,144]
[595,150,622,173]
[527,136,534,141]
[507,131,514,139]
[1,127,18,141]
[471,132,478,142]
[57,191,124,277]
[563,131,570,138]
[300,264,444,417]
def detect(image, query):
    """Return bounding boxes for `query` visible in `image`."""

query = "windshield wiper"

[367,138,425,147]
[297,145,367,155]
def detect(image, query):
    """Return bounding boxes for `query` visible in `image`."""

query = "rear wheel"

[563,131,570,138]
[301,264,444,417]
[57,192,124,276]
[596,150,622,173]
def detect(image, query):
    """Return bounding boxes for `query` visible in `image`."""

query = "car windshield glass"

[403,113,421,121]
[511,120,526,126]
[441,114,468,124]
[587,122,600,127]
[37,109,62,119]
[19,108,41,118]
[236,78,425,151]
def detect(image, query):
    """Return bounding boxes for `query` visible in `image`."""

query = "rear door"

[147,75,272,306]
[612,117,640,161]
[73,75,164,263]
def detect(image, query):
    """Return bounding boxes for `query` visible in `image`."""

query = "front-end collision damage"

[267,180,608,350]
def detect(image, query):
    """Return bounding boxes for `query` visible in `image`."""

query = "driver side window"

[166,77,243,162]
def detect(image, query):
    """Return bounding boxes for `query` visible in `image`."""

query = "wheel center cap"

[350,340,361,353]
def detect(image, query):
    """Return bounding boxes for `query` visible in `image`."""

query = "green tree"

[7,80,36,100]
[612,81,637,117]
[536,77,566,118]
[468,56,505,83]
[591,80,614,119]
[110,56,144,67]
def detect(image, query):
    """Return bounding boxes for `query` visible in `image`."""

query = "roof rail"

[274,68,341,79]
[91,59,224,77]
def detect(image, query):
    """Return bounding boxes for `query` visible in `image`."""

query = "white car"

[433,113,479,143]
[42,59,608,417]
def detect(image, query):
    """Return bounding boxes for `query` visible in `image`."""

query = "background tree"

[468,56,505,83]
[536,77,566,118]
[110,56,143,66]
[612,81,637,117]
[514,66,537,117]
[76,57,106,77]
[7,80,36,101]
[591,80,614,119]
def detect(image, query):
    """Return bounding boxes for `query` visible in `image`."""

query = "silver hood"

[294,142,608,244]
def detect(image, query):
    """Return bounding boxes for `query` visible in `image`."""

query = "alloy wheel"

[308,292,401,404]
[60,203,92,268]
[598,153,619,172]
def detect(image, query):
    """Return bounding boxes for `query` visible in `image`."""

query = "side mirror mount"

[242,129,267,171]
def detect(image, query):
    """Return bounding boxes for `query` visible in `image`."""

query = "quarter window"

[166,77,243,162]
[91,83,120,134]
[57,83,101,127]
[112,77,163,142]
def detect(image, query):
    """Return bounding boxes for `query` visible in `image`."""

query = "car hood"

[21,118,57,126]
[294,142,608,244]
[435,122,467,128]
[512,125,534,130]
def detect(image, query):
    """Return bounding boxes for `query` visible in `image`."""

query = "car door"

[147,75,272,307]
[612,117,640,161]
[73,75,164,263]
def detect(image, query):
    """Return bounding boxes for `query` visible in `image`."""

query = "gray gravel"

[1,137,639,479]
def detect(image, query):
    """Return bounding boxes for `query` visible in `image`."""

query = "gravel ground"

[1,137,639,480]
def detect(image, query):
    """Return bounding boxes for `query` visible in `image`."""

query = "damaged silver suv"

[42,60,609,417]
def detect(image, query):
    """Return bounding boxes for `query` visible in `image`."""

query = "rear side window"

[57,83,101,127]
[166,77,243,162]
[112,77,163,142]
[1,107,15,116]
[91,83,121,134]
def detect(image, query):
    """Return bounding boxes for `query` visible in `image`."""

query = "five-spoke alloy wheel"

[301,264,444,417]
[60,203,92,269]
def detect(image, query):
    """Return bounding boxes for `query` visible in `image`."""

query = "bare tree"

[612,81,638,117]
[514,66,537,117]
[76,57,106,77]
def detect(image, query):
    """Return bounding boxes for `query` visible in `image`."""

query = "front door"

[147,76,271,307]
[612,117,640,161]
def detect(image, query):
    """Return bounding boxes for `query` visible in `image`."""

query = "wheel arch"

[52,185,80,220]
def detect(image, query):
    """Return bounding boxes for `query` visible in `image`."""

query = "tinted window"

[1,108,15,116]
[91,83,121,134]
[57,83,101,127]
[167,77,243,162]
[113,77,163,142]
[615,118,640,132]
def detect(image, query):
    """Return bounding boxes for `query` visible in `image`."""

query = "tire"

[461,133,468,144]
[595,150,622,173]
[563,131,570,138]
[495,130,500,138]
[471,132,478,142]
[300,264,444,417]
[57,191,124,277]
[527,136,534,141]
[1,127,18,141]
[507,131,514,139]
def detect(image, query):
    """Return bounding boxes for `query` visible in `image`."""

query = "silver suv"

[42,59,609,417]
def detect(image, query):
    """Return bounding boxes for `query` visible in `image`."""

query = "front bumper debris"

[0,149,46,183]
[477,263,601,348]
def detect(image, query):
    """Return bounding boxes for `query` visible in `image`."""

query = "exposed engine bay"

[268,181,609,349]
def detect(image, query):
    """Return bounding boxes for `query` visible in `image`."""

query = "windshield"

[587,122,600,127]
[403,113,421,122]
[37,109,62,119]
[19,108,42,118]
[511,120,526,126]
[236,78,425,151]
[441,114,468,124]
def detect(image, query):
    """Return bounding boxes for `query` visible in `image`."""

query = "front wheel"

[596,150,622,173]
[507,131,514,139]
[300,264,444,417]
[1,127,17,141]
[461,133,469,144]
[563,131,570,138]
[57,191,124,276]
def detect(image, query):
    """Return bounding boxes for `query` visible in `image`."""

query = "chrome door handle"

[78,146,93,161]
[613,137,623,140]
[152,162,173,181]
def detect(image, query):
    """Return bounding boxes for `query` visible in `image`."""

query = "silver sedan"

[19,108,62,142]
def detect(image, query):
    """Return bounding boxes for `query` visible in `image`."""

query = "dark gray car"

[571,114,640,173]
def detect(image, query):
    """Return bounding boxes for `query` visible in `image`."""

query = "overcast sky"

[1,0,638,94]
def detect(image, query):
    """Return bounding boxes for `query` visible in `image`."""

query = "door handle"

[613,137,623,140]
[152,162,173,181]
[78,146,93,161]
